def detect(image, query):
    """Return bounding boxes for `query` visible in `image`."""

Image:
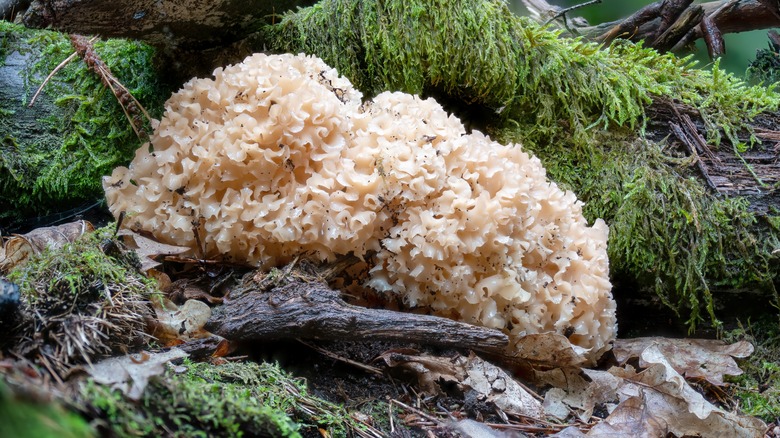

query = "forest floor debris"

[0,223,776,437]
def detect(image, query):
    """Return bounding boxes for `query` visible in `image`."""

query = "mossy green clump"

[259,0,780,328]
[724,317,780,421]
[0,21,167,227]
[0,379,94,438]
[748,40,780,86]
[81,359,362,437]
[6,225,156,372]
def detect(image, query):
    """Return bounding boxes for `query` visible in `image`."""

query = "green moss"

[724,317,780,421]
[0,21,167,226]
[7,225,154,305]
[6,225,156,370]
[81,359,363,437]
[748,40,780,86]
[0,379,93,438]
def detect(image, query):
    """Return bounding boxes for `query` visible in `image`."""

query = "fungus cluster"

[104,53,617,360]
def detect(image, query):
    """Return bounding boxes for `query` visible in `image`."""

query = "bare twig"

[671,0,739,52]
[598,2,664,44]
[297,339,384,375]
[543,0,602,30]
[652,4,704,51]
[554,0,780,52]
[27,36,98,107]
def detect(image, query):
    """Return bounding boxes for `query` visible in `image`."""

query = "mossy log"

[0,21,167,230]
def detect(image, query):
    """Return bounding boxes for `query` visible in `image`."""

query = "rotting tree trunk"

[7,0,780,327]
[646,98,780,210]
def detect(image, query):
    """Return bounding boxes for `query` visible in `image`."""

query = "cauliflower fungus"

[104,53,617,361]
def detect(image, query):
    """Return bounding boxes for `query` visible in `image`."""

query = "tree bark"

[22,0,315,50]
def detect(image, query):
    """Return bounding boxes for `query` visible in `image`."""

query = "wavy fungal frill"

[104,53,617,361]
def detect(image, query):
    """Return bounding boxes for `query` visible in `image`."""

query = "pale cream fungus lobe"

[104,53,617,362]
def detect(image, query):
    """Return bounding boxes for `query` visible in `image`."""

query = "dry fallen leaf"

[85,348,188,400]
[613,337,754,385]
[379,351,544,418]
[378,350,464,394]
[149,298,212,345]
[444,418,518,437]
[553,395,667,438]
[545,342,764,437]
[608,344,766,437]
[168,279,224,305]
[463,353,544,418]
[0,220,93,272]
[538,367,620,422]
[117,229,191,272]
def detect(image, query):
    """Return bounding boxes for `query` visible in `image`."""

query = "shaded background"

[512,0,771,77]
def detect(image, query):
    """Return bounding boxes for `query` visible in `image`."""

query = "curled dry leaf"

[462,353,545,418]
[549,344,766,437]
[0,220,93,273]
[554,396,667,438]
[613,337,754,385]
[167,279,224,305]
[85,348,188,400]
[117,229,190,272]
[609,344,766,437]
[444,419,518,438]
[149,298,212,345]
[145,269,172,292]
[379,350,464,394]
[379,351,544,418]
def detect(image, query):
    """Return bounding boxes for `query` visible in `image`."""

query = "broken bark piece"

[651,4,704,51]
[205,275,509,357]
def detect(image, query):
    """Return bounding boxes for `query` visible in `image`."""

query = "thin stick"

[544,0,602,26]
[28,52,78,107]
[298,339,384,375]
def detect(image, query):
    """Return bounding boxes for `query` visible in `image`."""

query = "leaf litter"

[0,222,771,437]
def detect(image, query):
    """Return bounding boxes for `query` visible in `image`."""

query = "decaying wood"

[647,98,780,209]
[0,0,28,20]
[21,0,319,78]
[650,3,703,52]
[22,0,314,49]
[205,274,510,357]
[599,0,770,49]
